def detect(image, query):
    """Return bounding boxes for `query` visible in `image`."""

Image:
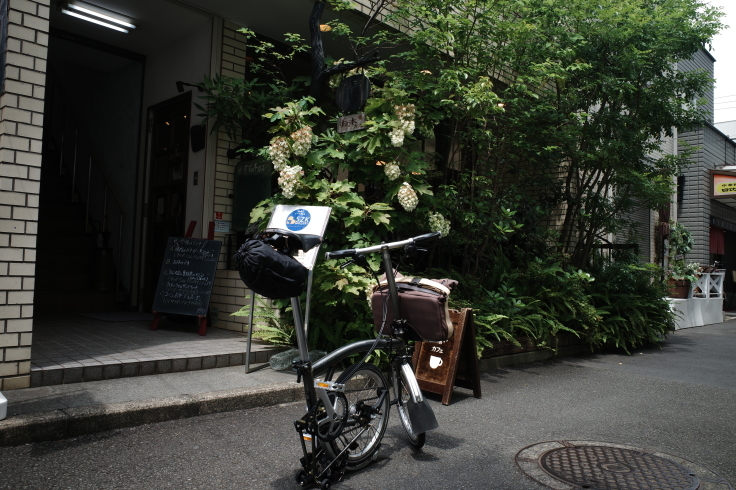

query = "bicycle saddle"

[261,228,323,254]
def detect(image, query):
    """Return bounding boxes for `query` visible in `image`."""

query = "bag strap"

[375,276,451,296]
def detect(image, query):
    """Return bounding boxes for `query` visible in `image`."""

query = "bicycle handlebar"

[325,232,441,260]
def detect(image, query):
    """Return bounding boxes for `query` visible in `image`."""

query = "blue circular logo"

[286,209,311,231]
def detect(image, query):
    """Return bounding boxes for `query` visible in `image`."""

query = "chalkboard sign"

[151,237,222,317]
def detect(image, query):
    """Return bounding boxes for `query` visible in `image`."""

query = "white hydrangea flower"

[268,137,290,171]
[397,182,419,212]
[384,161,401,180]
[389,127,405,147]
[428,212,451,237]
[278,165,303,198]
[290,126,313,157]
[364,285,374,307]
[401,119,415,135]
[392,104,416,137]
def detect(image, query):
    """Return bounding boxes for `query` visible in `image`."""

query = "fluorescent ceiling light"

[59,2,137,33]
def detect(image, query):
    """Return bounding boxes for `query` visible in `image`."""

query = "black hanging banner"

[335,74,371,114]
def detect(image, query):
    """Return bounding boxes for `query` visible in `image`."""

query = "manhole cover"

[540,445,698,490]
[515,441,734,490]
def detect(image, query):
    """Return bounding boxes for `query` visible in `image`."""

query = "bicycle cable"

[338,250,404,383]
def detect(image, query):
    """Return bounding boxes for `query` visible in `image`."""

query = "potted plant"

[667,260,699,298]
[666,221,697,298]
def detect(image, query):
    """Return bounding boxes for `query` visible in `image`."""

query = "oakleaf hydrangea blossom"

[394,104,416,135]
[384,161,401,180]
[397,182,419,212]
[389,127,405,147]
[278,165,303,198]
[364,286,374,307]
[428,212,451,237]
[268,137,291,171]
[401,119,415,135]
[290,126,313,157]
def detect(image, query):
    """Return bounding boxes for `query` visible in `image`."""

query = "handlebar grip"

[325,249,356,260]
[413,232,441,244]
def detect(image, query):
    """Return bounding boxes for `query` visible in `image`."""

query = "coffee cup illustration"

[429,355,443,369]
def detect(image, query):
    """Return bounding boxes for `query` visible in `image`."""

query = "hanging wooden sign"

[337,113,366,133]
[412,308,482,405]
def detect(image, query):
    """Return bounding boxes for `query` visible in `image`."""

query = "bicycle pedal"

[314,379,345,392]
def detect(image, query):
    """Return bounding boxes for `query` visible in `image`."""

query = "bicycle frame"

[290,232,440,487]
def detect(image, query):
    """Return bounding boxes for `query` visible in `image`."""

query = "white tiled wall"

[0,0,49,390]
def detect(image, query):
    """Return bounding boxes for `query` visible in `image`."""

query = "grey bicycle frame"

[291,237,427,411]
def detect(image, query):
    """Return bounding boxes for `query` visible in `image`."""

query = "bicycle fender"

[400,362,424,403]
[407,398,439,433]
[312,338,405,376]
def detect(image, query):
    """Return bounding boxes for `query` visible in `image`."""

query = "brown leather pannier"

[371,275,458,342]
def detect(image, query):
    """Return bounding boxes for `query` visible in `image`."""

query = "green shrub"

[587,252,675,352]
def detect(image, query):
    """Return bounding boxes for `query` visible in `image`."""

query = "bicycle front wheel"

[326,362,389,471]
[394,363,426,449]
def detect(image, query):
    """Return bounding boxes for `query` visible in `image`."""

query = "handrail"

[46,68,127,224]
[46,69,127,299]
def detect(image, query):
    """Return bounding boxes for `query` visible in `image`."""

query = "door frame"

[136,91,192,310]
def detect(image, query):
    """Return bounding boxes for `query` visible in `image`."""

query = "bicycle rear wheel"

[394,363,426,449]
[326,362,389,471]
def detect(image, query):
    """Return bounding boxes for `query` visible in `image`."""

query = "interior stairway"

[34,78,119,314]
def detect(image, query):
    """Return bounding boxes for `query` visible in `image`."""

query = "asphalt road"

[1,321,735,489]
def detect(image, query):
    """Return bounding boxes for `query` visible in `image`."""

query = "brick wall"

[0,0,49,390]
[208,21,255,332]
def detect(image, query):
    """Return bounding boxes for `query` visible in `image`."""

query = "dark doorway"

[143,93,191,309]
[35,31,144,313]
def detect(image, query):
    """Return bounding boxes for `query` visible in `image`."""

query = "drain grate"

[539,445,699,490]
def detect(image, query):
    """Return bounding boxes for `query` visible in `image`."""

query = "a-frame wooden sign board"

[412,308,482,405]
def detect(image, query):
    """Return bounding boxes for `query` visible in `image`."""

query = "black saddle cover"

[234,239,308,299]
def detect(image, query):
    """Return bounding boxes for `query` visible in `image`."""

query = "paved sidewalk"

[1,361,300,446]
[2,319,733,450]
[30,314,281,387]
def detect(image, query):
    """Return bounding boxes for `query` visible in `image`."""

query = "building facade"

[0,0,367,390]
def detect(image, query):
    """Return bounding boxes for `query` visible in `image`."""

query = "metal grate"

[539,445,700,490]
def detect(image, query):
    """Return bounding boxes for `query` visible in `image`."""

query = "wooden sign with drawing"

[412,308,481,405]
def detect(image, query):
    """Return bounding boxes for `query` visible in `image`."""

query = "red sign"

[215,212,223,220]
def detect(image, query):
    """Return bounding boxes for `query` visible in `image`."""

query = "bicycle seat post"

[381,247,402,321]
[291,294,318,406]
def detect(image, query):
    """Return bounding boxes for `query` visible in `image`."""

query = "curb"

[0,382,303,447]
[0,345,589,447]
[478,344,588,371]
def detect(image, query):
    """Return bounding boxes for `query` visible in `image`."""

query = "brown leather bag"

[371,275,458,341]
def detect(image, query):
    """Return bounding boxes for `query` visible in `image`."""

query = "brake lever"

[404,243,427,256]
